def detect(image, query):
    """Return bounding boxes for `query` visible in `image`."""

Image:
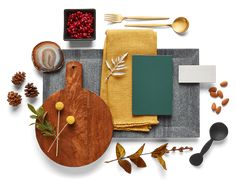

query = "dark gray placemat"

[43,49,199,138]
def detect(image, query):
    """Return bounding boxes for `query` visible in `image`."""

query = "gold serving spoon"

[125,17,189,34]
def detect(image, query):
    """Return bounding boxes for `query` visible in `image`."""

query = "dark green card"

[132,55,173,115]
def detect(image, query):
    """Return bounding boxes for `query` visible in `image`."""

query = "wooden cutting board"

[36,61,113,167]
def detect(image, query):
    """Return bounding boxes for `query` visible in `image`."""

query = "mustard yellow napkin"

[100,29,159,132]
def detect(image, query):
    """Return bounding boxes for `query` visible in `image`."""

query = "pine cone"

[24,83,39,98]
[12,72,26,85]
[7,91,22,106]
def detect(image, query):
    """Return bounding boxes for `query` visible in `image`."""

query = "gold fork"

[104,14,169,23]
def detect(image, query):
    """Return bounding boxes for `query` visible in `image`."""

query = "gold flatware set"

[104,14,189,34]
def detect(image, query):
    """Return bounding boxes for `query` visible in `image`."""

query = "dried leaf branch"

[105,143,193,174]
[105,52,128,81]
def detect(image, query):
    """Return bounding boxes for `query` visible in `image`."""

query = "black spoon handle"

[200,139,214,155]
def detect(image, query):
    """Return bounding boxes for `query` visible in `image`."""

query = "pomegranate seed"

[66,10,94,39]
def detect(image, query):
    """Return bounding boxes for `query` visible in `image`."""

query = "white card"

[179,65,216,83]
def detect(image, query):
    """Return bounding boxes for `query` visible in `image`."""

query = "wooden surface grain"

[37,61,113,167]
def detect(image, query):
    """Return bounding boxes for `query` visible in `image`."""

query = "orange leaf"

[129,143,145,159]
[151,143,168,158]
[156,156,167,170]
[130,156,146,168]
[116,143,125,159]
[118,159,132,174]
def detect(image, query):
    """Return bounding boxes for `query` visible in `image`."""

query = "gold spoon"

[125,17,189,34]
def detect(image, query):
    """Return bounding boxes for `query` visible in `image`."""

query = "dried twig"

[105,143,193,174]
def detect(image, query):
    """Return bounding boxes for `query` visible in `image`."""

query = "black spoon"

[189,122,228,166]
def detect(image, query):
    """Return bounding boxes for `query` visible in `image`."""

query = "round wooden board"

[36,62,113,167]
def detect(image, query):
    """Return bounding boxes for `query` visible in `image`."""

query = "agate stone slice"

[32,41,64,72]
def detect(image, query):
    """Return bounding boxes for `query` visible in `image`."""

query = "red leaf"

[130,156,146,168]
[118,159,132,174]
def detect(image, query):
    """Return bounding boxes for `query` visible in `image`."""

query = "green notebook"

[132,55,173,115]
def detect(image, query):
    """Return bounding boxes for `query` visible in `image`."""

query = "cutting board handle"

[65,61,83,90]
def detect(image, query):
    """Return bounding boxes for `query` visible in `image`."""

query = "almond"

[216,106,221,114]
[220,81,228,87]
[222,98,229,106]
[210,92,218,98]
[217,90,224,99]
[208,86,217,93]
[211,103,216,111]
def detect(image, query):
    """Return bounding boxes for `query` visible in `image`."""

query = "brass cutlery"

[104,14,169,23]
[125,17,189,34]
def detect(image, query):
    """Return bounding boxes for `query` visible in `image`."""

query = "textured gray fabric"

[43,49,199,138]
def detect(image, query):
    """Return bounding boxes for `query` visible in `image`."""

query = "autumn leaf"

[128,144,146,168]
[151,143,168,170]
[151,143,168,158]
[118,159,132,174]
[116,143,126,159]
[130,157,146,168]
[156,156,167,170]
[128,143,145,159]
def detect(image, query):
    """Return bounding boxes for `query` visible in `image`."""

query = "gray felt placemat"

[43,49,199,138]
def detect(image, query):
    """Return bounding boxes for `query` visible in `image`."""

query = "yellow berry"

[55,102,64,111]
[66,116,75,125]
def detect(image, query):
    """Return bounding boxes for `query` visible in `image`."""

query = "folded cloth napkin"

[100,29,159,132]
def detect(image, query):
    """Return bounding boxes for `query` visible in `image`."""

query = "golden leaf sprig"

[105,143,193,174]
[105,52,128,81]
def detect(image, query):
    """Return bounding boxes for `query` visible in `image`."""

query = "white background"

[0,0,235,185]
